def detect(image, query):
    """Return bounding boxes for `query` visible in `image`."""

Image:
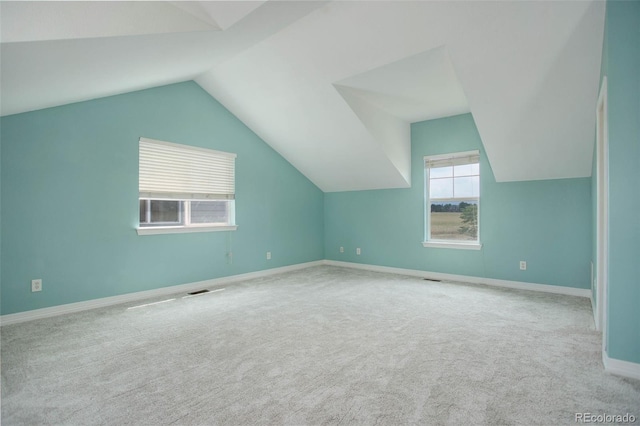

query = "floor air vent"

[188,289,210,295]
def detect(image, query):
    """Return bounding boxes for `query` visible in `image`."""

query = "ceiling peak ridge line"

[0,28,222,47]
[167,1,223,31]
[0,1,221,44]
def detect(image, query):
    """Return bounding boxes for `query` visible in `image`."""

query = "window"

[137,137,237,235]
[423,150,481,249]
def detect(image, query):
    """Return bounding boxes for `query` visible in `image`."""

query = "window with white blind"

[423,150,481,249]
[137,137,237,235]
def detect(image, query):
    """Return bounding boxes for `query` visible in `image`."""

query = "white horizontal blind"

[139,138,236,200]
[425,150,479,169]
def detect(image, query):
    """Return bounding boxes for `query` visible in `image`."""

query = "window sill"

[136,225,238,236]
[422,241,482,250]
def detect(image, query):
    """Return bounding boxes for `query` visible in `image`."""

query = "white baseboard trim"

[323,260,591,298]
[0,259,593,326]
[0,260,324,326]
[603,352,640,380]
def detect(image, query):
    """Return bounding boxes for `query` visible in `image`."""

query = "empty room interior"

[1,1,639,424]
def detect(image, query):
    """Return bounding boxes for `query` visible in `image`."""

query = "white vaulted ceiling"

[0,1,605,191]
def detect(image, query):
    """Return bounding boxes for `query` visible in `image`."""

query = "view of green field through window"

[430,201,478,241]
[426,155,480,242]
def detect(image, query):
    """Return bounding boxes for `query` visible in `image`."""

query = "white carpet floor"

[2,266,639,425]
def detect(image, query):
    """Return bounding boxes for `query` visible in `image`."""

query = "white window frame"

[136,137,238,236]
[422,150,482,250]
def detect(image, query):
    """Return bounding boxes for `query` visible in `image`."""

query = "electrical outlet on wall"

[31,279,42,292]
[520,261,527,270]
[266,251,271,260]
[356,248,361,255]
[339,246,344,253]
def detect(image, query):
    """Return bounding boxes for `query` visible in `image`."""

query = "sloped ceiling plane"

[0,1,605,192]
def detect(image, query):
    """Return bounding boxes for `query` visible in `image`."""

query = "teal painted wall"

[325,113,592,289]
[601,0,640,364]
[0,81,324,315]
